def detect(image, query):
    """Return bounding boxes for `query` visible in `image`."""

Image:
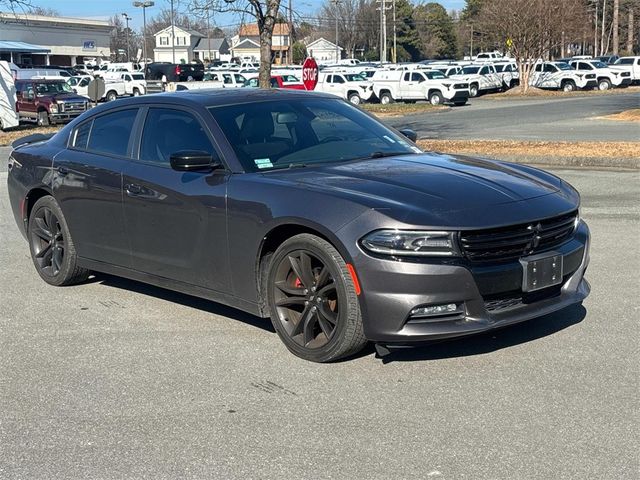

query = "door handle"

[125,183,143,196]
[57,166,69,176]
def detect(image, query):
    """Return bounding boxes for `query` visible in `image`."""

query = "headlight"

[360,230,460,257]
[50,103,58,113]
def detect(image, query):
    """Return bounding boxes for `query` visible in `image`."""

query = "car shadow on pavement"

[376,304,587,364]
[93,273,276,333]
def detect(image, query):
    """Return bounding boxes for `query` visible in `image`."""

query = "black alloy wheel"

[267,234,366,362]
[28,196,90,286]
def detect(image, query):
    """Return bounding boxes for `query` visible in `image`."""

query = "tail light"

[175,65,181,76]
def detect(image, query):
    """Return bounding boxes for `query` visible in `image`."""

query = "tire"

[266,234,367,363]
[598,78,611,91]
[379,91,394,104]
[562,80,576,92]
[132,88,140,96]
[469,84,479,97]
[429,91,444,106]
[28,196,90,286]
[348,92,361,105]
[37,110,50,126]
[106,90,118,101]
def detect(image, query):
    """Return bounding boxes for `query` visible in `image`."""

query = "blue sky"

[33,0,467,30]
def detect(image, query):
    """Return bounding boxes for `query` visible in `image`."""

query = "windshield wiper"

[369,151,413,159]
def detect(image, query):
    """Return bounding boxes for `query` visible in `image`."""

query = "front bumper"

[581,79,598,89]
[49,112,84,123]
[445,90,470,103]
[354,221,590,343]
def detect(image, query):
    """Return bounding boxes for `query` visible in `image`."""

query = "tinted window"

[534,64,542,72]
[72,120,92,150]
[544,64,557,72]
[208,98,416,172]
[495,65,504,72]
[140,108,214,165]
[87,109,137,157]
[479,67,489,75]
[404,72,411,81]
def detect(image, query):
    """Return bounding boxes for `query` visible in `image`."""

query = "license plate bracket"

[520,252,563,292]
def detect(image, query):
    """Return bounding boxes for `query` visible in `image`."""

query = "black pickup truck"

[145,62,205,82]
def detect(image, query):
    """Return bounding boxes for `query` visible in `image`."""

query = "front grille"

[454,83,469,89]
[586,73,596,79]
[460,211,577,262]
[485,296,523,312]
[622,72,631,77]
[62,102,86,114]
[484,284,563,313]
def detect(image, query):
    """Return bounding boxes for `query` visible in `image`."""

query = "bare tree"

[613,0,620,53]
[190,0,282,88]
[478,0,586,93]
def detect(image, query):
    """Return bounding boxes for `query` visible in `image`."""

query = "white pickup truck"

[568,59,632,90]
[203,71,247,88]
[493,62,520,89]
[68,73,146,101]
[371,69,469,106]
[612,56,640,84]
[315,72,374,104]
[447,64,503,97]
[529,62,597,91]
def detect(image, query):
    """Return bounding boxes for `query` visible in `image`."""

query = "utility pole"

[288,0,293,64]
[332,0,340,63]
[392,0,396,63]
[470,23,473,58]
[122,13,132,61]
[171,0,176,63]
[206,5,211,63]
[376,0,391,65]
[133,1,154,66]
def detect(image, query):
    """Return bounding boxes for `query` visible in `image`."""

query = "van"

[0,60,20,130]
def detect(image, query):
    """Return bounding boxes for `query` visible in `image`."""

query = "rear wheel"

[267,234,367,363]
[28,196,90,286]
[598,78,611,90]
[37,110,50,126]
[379,92,394,104]
[429,91,444,106]
[348,92,362,105]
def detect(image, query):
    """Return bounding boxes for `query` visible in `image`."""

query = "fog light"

[410,303,461,317]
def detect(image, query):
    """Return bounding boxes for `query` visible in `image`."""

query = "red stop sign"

[302,57,319,91]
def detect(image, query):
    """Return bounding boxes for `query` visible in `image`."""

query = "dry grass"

[0,125,61,146]
[489,85,640,100]
[596,108,640,122]
[417,139,640,159]
[362,103,446,117]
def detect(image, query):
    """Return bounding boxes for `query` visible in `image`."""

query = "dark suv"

[145,62,205,82]
[15,79,89,126]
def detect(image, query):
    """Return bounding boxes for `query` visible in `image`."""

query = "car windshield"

[208,98,418,172]
[425,70,446,79]
[36,82,73,95]
[131,73,144,80]
[615,58,633,64]
[461,66,480,74]
[344,74,366,81]
[557,63,573,70]
[592,61,609,68]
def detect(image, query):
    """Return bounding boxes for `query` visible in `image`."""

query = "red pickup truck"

[245,75,305,90]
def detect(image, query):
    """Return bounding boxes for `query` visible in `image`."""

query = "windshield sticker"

[383,135,396,143]
[254,158,273,169]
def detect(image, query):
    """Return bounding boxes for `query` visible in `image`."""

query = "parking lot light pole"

[133,1,155,67]
[122,13,132,61]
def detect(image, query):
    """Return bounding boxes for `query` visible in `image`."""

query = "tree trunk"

[259,28,273,88]
[628,8,635,54]
[601,0,607,56]
[594,3,599,56]
[613,0,619,55]
[518,60,530,94]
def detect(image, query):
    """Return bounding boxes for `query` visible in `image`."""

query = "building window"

[160,36,169,46]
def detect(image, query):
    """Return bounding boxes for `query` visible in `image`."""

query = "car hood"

[51,93,88,102]
[264,153,571,224]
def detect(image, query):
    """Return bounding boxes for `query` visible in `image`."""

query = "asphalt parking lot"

[388,91,640,142]
[1,164,638,478]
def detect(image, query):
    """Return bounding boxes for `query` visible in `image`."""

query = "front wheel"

[28,196,90,286]
[379,92,394,104]
[598,78,611,91]
[562,80,576,92]
[132,88,141,96]
[37,110,50,126]
[267,234,367,363]
[469,84,479,97]
[429,91,444,105]
[106,90,118,101]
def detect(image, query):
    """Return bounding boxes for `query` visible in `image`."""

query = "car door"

[122,105,230,290]
[17,82,37,119]
[52,107,140,267]
[398,72,415,97]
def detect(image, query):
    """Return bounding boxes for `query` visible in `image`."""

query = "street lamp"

[122,13,132,61]
[133,1,154,67]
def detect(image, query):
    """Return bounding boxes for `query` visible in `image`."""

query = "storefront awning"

[0,40,50,53]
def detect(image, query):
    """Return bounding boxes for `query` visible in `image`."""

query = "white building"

[0,11,111,66]
[231,23,291,64]
[306,38,343,65]
[154,26,203,63]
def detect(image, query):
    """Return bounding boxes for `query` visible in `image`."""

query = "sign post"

[302,57,319,91]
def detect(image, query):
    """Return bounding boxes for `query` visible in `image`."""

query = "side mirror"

[170,150,221,172]
[399,129,417,143]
